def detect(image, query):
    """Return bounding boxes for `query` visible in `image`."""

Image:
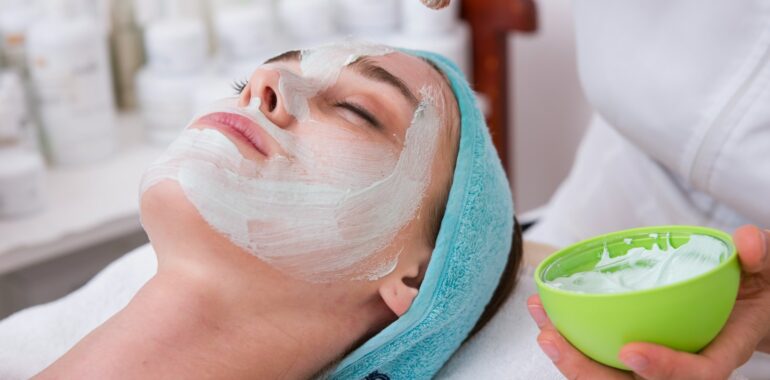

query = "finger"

[526,294,550,328]
[733,225,769,273]
[699,293,770,369]
[620,342,724,380]
[420,0,451,10]
[537,322,629,379]
[528,295,629,379]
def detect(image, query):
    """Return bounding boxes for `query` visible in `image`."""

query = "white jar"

[0,71,26,142]
[0,147,46,219]
[138,17,209,145]
[336,0,399,35]
[214,4,275,61]
[135,66,200,145]
[144,18,208,75]
[401,0,460,36]
[277,0,337,45]
[0,70,42,152]
[26,16,117,166]
[192,74,240,115]
[0,4,36,73]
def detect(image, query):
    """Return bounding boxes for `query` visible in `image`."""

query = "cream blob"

[546,234,729,294]
[278,42,393,120]
[140,42,441,283]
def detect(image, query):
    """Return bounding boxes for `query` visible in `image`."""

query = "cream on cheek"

[140,42,440,283]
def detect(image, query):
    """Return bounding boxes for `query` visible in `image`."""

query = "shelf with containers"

[0,113,163,275]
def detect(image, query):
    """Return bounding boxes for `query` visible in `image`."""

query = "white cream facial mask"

[546,234,729,294]
[140,41,441,282]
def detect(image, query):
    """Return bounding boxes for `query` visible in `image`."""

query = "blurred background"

[0,0,590,316]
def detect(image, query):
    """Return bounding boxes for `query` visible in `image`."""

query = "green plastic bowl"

[534,226,740,370]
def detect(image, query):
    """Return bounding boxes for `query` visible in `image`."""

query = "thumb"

[420,0,451,9]
[619,343,724,380]
[733,225,769,273]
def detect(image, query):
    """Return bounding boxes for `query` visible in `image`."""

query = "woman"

[2,43,520,379]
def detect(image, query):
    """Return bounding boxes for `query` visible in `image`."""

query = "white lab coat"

[527,1,770,376]
[529,0,770,246]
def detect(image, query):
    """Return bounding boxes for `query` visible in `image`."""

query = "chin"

[140,180,211,244]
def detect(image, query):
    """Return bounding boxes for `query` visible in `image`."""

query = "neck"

[38,236,393,380]
[125,270,371,379]
[138,234,391,380]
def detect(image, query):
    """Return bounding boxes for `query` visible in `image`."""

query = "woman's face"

[140,43,457,283]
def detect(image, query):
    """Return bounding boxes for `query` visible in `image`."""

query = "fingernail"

[528,305,547,328]
[620,352,649,372]
[538,340,560,361]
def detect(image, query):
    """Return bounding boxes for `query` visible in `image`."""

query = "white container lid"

[134,0,205,27]
[27,17,100,53]
[0,147,44,178]
[0,147,46,218]
[144,18,208,74]
[0,71,26,141]
[135,66,201,144]
[335,0,400,35]
[214,4,275,61]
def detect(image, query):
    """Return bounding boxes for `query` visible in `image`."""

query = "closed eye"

[335,101,383,130]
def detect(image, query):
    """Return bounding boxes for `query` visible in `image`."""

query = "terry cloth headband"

[330,50,515,379]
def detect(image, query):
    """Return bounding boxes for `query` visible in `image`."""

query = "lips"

[198,112,270,157]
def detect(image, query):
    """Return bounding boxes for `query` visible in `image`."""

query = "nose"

[238,68,293,128]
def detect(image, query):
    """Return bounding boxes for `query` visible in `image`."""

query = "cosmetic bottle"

[26,0,117,166]
[335,0,400,36]
[136,17,208,144]
[277,0,337,47]
[109,0,144,110]
[212,1,280,83]
[0,2,37,75]
[0,70,46,218]
[213,3,275,62]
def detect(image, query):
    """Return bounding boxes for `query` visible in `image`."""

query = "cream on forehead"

[140,43,441,282]
[279,41,394,120]
[300,41,394,84]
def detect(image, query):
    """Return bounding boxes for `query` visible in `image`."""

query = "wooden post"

[461,0,537,173]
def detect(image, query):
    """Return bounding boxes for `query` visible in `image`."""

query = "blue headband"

[330,50,515,379]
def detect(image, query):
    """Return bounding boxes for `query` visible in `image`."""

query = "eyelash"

[335,101,381,129]
[232,79,248,94]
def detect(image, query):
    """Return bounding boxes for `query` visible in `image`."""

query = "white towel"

[1,246,766,379]
[438,266,564,379]
[0,244,157,379]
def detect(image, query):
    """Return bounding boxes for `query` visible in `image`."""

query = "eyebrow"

[263,50,419,107]
[348,58,419,107]
[263,50,301,64]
